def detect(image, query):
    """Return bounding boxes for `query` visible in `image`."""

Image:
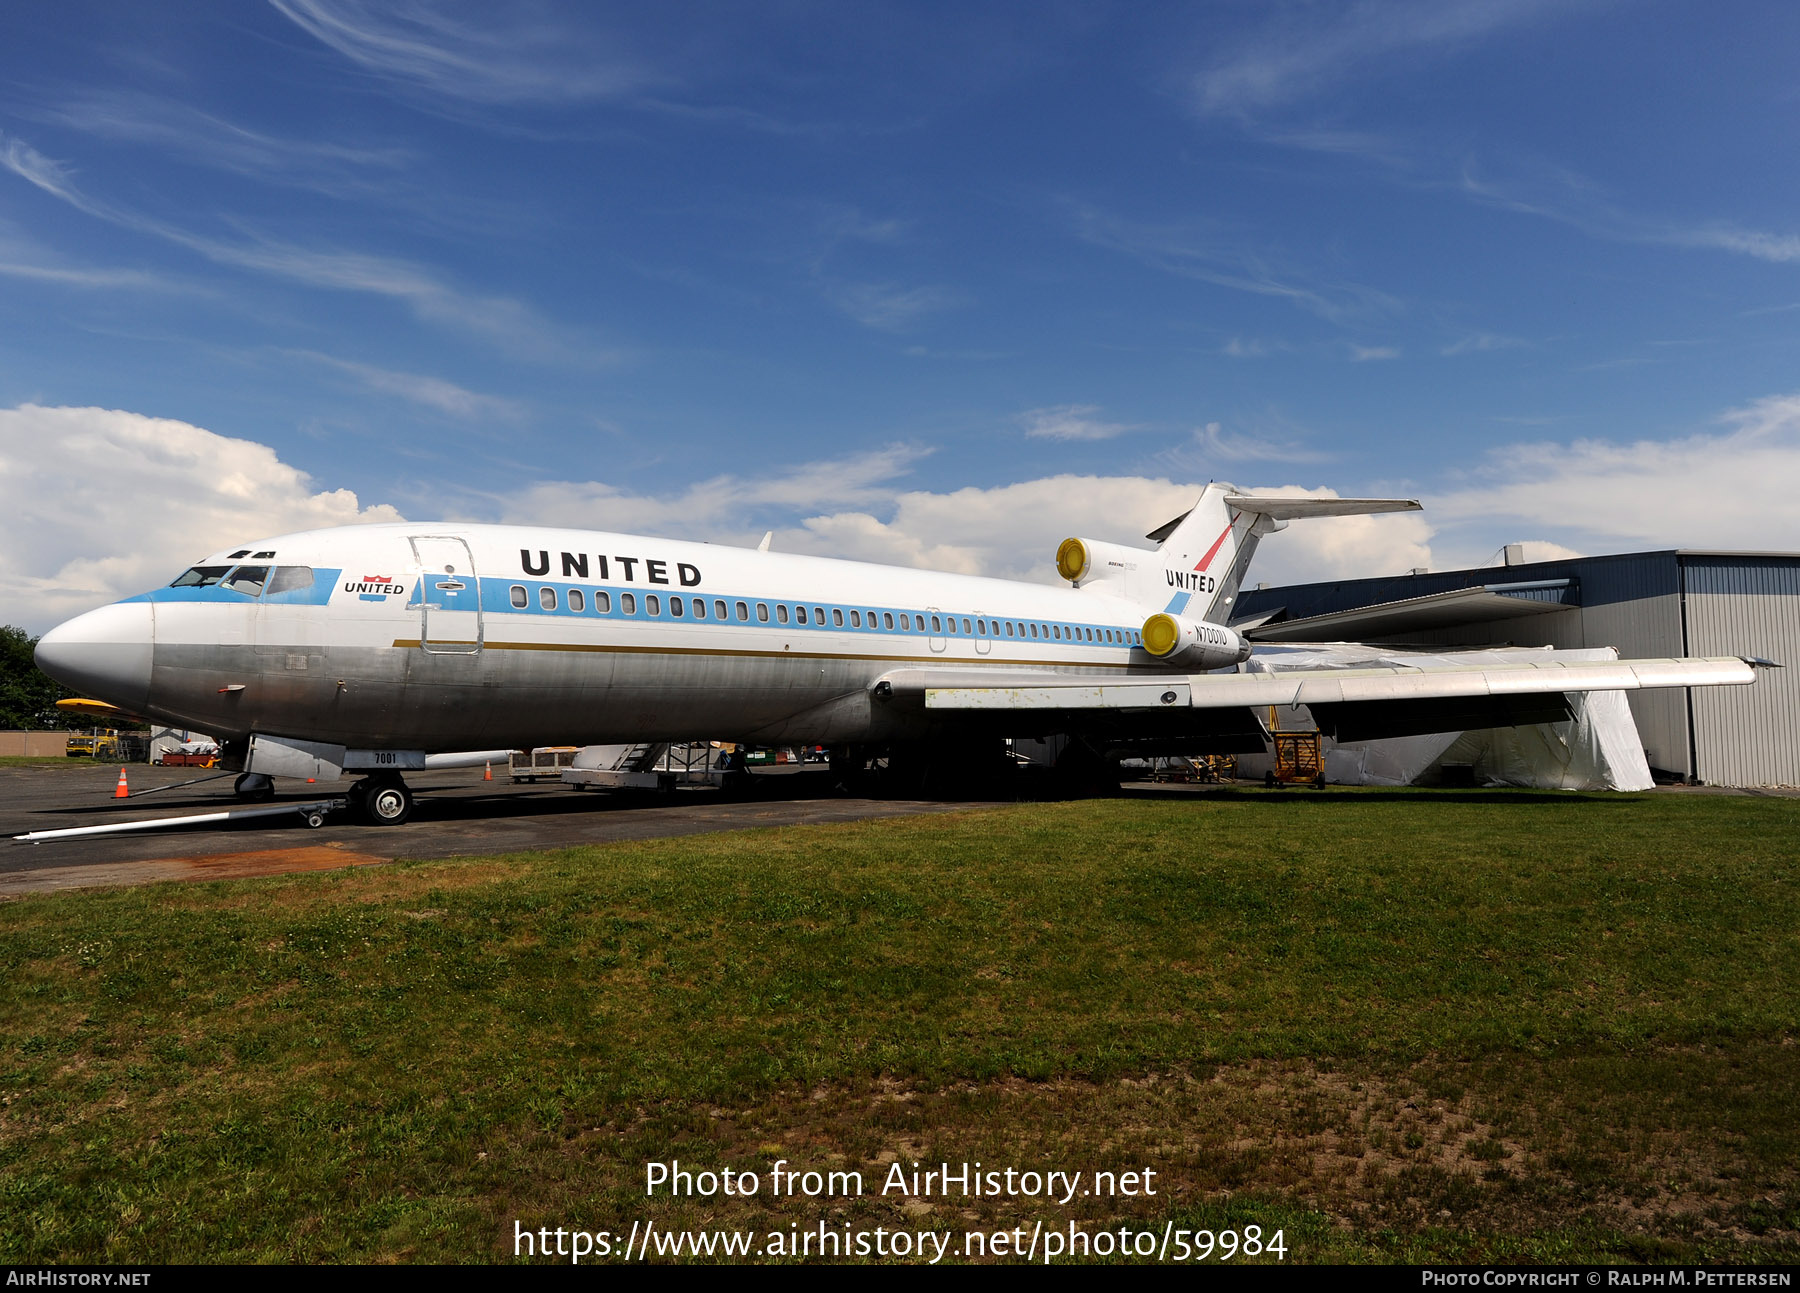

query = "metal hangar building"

[1233,549,1799,789]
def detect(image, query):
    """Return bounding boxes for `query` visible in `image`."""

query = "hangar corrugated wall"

[1682,557,1800,788]
[1235,551,1799,788]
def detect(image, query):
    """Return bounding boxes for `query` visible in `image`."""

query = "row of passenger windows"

[506,585,1140,646]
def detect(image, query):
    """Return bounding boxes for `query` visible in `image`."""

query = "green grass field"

[2,789,1796,1263]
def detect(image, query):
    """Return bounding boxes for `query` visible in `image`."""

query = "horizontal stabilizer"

[1222,494,1421,521]
[1243,582,1572,643]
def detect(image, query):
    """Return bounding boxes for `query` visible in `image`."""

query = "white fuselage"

[41,522,1216,753]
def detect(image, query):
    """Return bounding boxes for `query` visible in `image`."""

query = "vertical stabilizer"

[1149,485,1421,624]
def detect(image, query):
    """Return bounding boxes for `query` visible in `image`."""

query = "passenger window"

[883,613,894,629]
[794,605,806,625]
[757,603,769,622]
[622,593,637,614]
[223,566,269,596]
[510,585,528,609]
[851,610,862,627]
[962,618,972,635]
[647,594,661,615]
[715,600,727,619]
[692,599,705,618]
[815,606,825,624]
[777,604,790,624]
[736,601,749,621]
[569,589,585,613]
[670,596,683,617]
[597,590,611,612]
[931,615,942,632]
[900,613,910,630]
[833,608,844,626]
[540,587,557,610]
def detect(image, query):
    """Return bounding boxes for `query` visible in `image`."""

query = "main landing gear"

[347,772,415,826]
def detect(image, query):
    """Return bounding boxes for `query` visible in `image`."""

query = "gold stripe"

[394,638,1140,671]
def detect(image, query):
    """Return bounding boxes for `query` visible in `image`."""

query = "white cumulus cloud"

[0,405,403,632]
[1436,391,1800,555]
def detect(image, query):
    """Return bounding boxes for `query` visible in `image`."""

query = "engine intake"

[1055,536,1147,587]
[1140,612,1250,670]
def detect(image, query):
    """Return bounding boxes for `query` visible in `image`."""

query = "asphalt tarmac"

[0,761,986,897]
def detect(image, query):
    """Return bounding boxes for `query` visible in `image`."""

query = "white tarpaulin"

[1238,644,1655,791]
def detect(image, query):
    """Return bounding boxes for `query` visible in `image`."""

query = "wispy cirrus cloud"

[268,0,663,106]
[823,280,968,332]
[1222,336,1285,359]
[1348,343,1400,362]
[1192,0,1573,119]
[0,132,600,361]
[1442,332,1531,356]
[495,443,934,538]
[36,92,412,195]
[1454,160,1800,265]
[1016,404,1134,442]
[1187,420,1331,465]
[0,224,181,292]
[1068,202,1400,324]
[804,205,968,332]
[287,351,527,421]
[1188,4,1800,273]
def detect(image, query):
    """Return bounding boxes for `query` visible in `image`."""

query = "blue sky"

[4,1,1800,630]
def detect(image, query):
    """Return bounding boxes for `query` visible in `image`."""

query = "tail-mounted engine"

[1140,612,1250,671]
[1056,537,1148,589]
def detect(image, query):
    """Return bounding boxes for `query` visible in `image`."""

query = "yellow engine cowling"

[1140,612,1250,670]
[1055,536,1148,587]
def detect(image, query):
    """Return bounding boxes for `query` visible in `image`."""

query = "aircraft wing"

[886,655,1757,743]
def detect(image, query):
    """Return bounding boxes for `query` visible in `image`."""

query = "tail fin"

[1150,483,1420,623]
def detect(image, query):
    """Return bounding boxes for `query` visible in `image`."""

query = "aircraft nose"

[34,601,154,712]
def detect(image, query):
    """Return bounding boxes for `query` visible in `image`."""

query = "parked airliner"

[34,482,1757,823]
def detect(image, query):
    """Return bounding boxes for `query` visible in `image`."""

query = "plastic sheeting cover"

[1241,644,1655,792]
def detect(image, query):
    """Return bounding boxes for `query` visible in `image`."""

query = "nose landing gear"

[347,773,414,825]
[233,772,276,802]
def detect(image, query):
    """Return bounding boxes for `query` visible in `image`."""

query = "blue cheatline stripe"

[121,568,342,607]
[1163,592,1191,614]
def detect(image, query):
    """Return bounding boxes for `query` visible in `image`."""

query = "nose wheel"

[349,774,414,826]
[233,772,275,801]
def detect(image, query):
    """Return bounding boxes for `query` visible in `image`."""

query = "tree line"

[0,626,85,729]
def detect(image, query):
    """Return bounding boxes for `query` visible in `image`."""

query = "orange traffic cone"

[484,760,493,782]
[114,767,129,799]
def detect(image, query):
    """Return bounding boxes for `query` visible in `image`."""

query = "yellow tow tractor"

[65,728,124,760]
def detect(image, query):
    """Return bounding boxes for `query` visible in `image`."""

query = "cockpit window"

[169,566,231,588]
[264,566,316,597]
[223,566,270,596]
